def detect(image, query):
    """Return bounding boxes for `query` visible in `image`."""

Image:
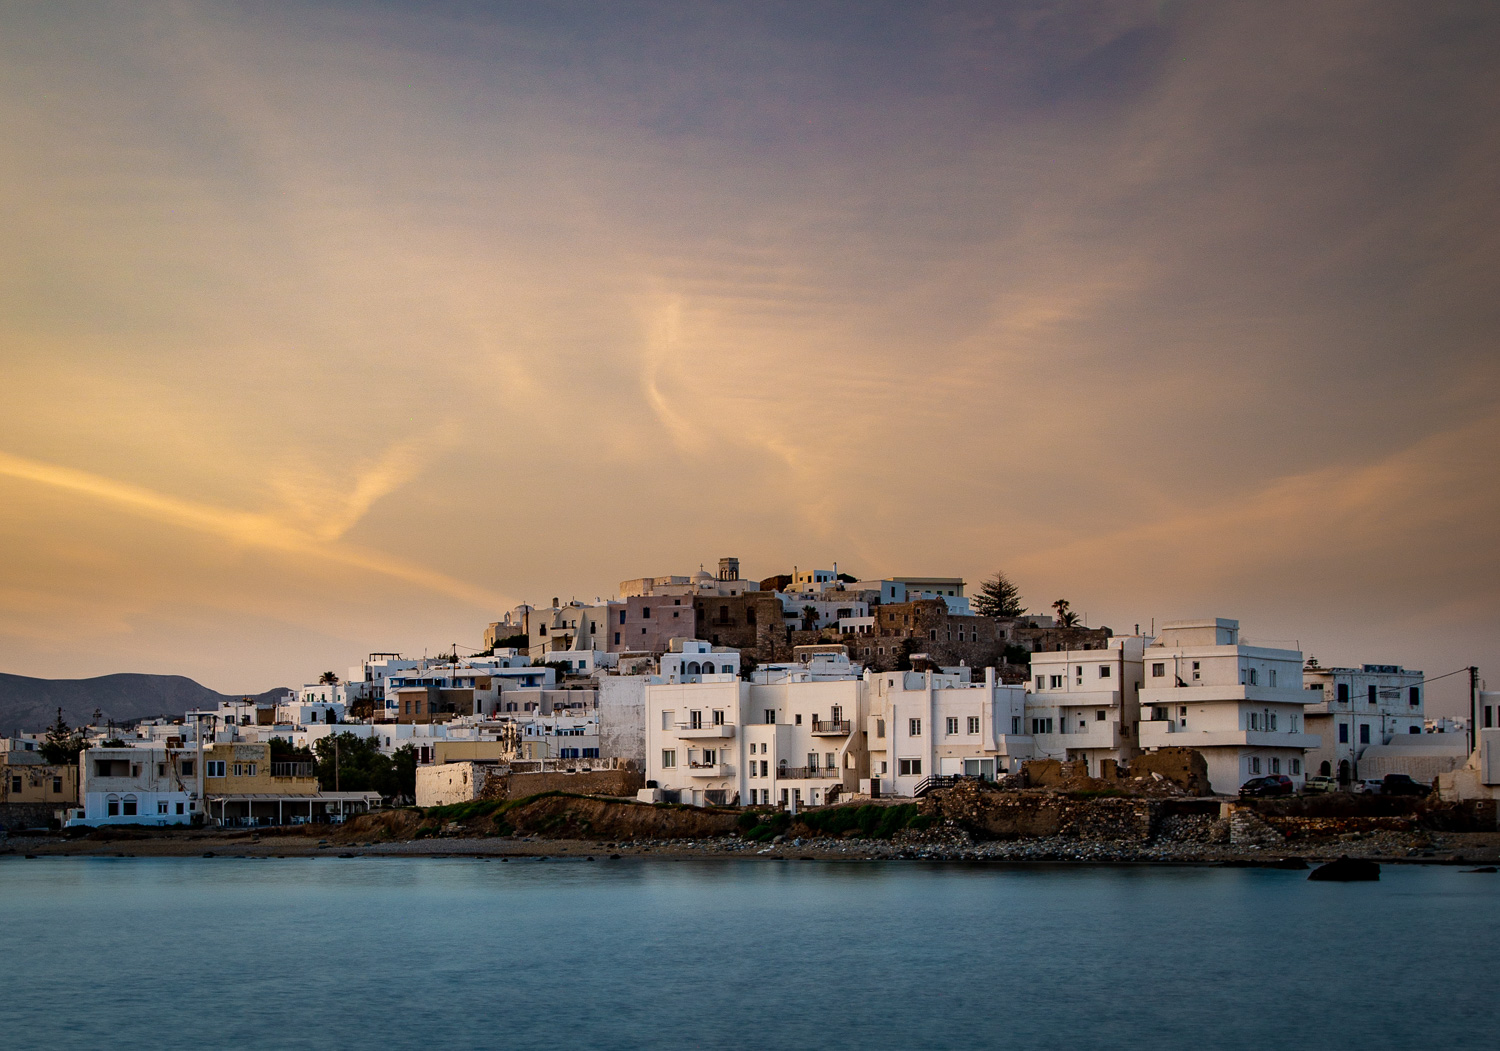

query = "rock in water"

[1308,856,1380,881]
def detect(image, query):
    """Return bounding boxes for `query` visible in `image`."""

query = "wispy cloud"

[0,448,505,609]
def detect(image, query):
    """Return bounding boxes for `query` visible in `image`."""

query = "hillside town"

[3,558,1496,840]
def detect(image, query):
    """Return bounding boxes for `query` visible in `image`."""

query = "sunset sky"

[1,1,1496,714]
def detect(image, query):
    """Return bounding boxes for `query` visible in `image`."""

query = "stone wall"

[693,593,787,660]
[0,801,64,830]
[478,767,644,801]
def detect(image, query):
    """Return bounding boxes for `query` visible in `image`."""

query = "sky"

[0,1,1496,715]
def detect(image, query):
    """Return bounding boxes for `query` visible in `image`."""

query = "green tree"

[801,605,819,631]
[318,671,340,685]
[1052,599,1080,628]
[38,708,85,765]
[974,571,1025,618]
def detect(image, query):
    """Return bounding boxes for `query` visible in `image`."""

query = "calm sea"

[1,856,1495,1050]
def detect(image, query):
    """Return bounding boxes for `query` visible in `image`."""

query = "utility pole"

[1470,666,1480,755]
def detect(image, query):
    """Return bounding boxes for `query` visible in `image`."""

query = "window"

[875,719,885,738]
[619,611,626,624]
[1249,668,1258,685]
[1291,759,1301,775]
[1035,676,1044,690]
[614,632,621,644]
[1271,757,1281,774]
[1250,757,1261,774]
[245,763,256,777]
[749,762,757,778]
[909,718,922,737]
[1152,663,1165,677]
[1049,675,1064,689]
[1099,665,1111,678]
[232,763,243,777]
[1096,709,1106,722]
[1191,661,1200,681]
[760,760,769,777]
[52,776,62,793]
[1359,724,1371,745]
[10,775,19,792]
[1249,712,1260,731]
[1031,717,1054,734]
[1011,716,1020,733]
[1270,669,1278,687]
[122,795,137,817]
[176,802,185,815]
[206,760,226,777]
[107,795,120,817]
[946,717,959,735]
[712,709,724,725]
[157,763,167,777]
[642,607,651,619]
[967,716,980,734]
[690,710,703,729]
[158,801,168,815]
[1409,687,1420,707]
[764,710,776,724]
[1337,683,1349,703]
[898,759,922,776]
[180,760,194,777]
[1367,684,1377,705]
[661,750,677,769]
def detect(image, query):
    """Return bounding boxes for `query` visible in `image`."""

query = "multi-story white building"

[644,644,861,808]
[70,745,200,826]
[1301,662,1424,782]
[866,667,1031,796]
[1026,636,1148,774]
[1138,618,1319,794]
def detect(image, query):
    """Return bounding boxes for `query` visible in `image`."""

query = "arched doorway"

[1337,759,1351,784]
[1319,761,1331,777]
[702,661,715,674]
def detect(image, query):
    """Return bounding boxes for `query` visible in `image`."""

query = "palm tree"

[1052,599,1080,628]
[318,671,340,685]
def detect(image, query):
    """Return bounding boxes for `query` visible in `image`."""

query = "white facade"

[1026,636,1147,773]
[1138,618,1319,794]
[644,672,863,808]
[1301,663,1424,782]
[659,639,741,681]
[866,668,1032,797]
[71,746,198,826]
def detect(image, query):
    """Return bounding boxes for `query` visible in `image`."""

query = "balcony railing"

[775,766,841,780]
[810,719,851,736]
[271,762,315,778]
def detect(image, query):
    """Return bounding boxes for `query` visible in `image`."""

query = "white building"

[644,657,862,808]
[1300,662,1424,782]
[1138,618,1319,794]
[70,745,198,826]
[866,668,1032,797]
[1026,636,1148,774]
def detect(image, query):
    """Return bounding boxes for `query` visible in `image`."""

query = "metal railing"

[810,719,851,735]
[775,766,841,780]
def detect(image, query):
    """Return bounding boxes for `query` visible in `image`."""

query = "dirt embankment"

[337,793,741,843]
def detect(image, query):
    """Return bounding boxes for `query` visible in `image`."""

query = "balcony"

[810,719,851,736]
[687,762,733,778]
[1138,720,1321,750]
[774,766,842,780]
[675,723,735,740]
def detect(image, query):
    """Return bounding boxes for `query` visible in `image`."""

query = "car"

[1354,778,1384,795]
[1303,775,1339,794]
[1381,773,1430,797]
[1239,774,1294,798]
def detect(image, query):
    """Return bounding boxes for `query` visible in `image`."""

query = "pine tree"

[974,571,1025,618]
[38,708,85,765]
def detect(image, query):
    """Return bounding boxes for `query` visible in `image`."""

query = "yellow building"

[202,742,379,827]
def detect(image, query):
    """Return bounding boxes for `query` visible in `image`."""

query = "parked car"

[1354,779,1384,795]
[1240,774,1294,798]
[1302,775,1339,794]
[1381,773,1430,797]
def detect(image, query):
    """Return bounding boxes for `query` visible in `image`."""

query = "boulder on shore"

[1308,856,1380,881]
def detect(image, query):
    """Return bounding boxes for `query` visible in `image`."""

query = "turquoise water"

[1,857,1496,1050]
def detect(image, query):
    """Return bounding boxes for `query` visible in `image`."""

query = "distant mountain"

[0,673,289,735]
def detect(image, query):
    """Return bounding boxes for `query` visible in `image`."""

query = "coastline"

[5,828,1498,867]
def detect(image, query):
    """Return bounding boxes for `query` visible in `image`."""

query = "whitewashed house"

[1138,619,1319,794]
[1301,662,1424,783]
[1026,636,1148,774]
